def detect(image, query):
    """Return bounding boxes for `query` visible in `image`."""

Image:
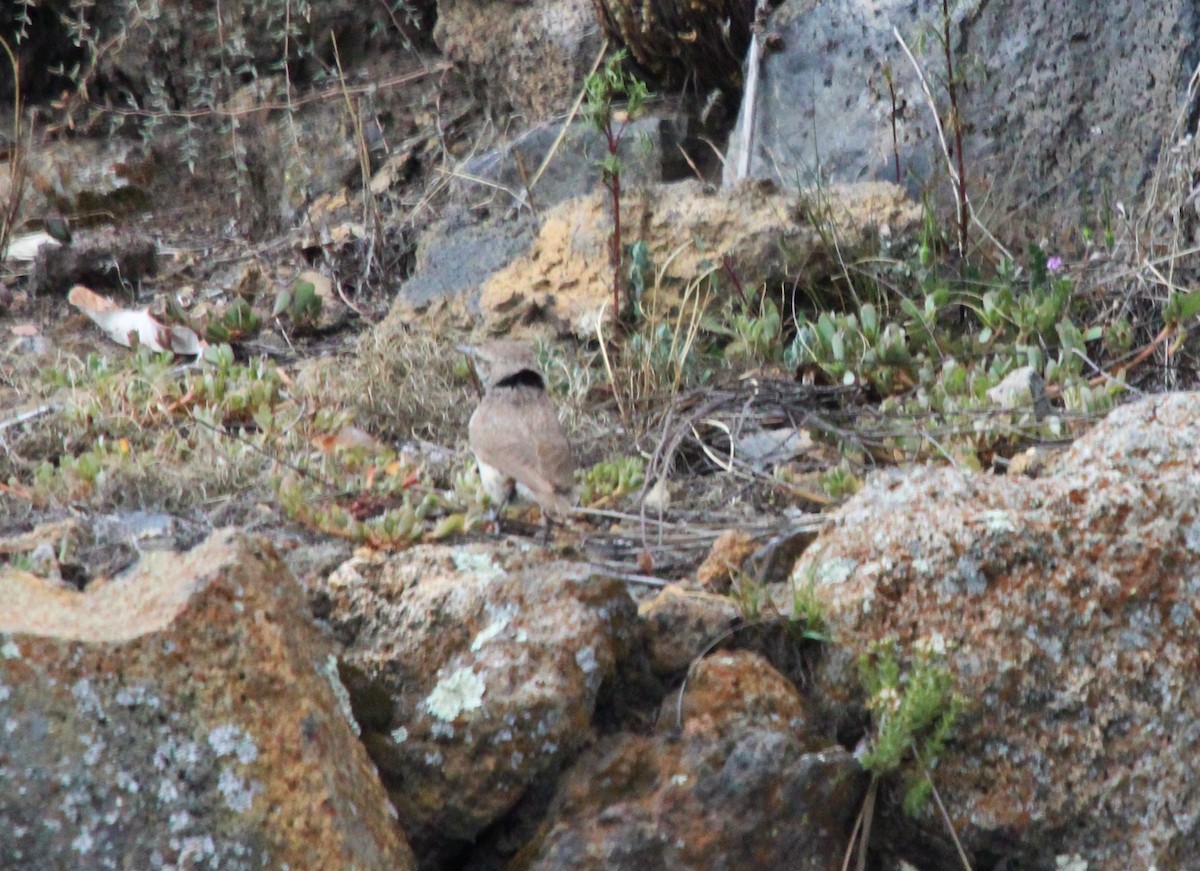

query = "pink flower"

[1047,256,1064,273]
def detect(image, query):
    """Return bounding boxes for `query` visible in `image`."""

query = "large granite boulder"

[795,392,1200,867]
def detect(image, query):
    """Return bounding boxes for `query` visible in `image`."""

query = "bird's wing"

[469,389,575,510]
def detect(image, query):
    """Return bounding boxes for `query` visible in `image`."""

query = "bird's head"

[457,341,546,392]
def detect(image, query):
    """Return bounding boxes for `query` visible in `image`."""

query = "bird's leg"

[540,509,555,545]
[490,483,515,537]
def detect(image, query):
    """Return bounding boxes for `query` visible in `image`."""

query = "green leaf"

[1165,290,1200,324]
[860,303,878,338]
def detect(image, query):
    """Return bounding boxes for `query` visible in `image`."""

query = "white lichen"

[1,640,20,660]
[452,551,505,580]
[914,632,947,656]
[115,685,161,708]
[217,767,261,813]
[116,770,140,794]
[1185,520,1200,554]
[575,647,598,675]
[70,830,94,854]
[390,726,408,744]
[424,667,485,721]
[982,509,1016,533]
[207,724,258,765]
[80,734,104,767]
[71,679,105,718]
[1055,855,1088,871]
[471,607,517,652]
[812,558,857,586]
[322,654,360,735]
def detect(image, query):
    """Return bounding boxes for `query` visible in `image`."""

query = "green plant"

[858,636,963,816]
[788,574,831,644]
[820,461,862,500]
[578,455,645,506]
[205,299,263,344]
[721,295,784,364]
[584,50,651,321]
[272,276,324,330]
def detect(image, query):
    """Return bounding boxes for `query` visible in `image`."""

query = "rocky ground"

[2,1,1200,870]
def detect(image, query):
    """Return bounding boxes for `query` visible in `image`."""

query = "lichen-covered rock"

[434,0,601,119]
[518,650,862,870]
[794,392,1200,867]
[0,529,413,871]
[316,542,640,860]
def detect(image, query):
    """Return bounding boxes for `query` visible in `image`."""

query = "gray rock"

[728,0,1200,229]
[725,0,937,191]
[434,0,601,119]
[455,116,685,213]
[398,212,537,309]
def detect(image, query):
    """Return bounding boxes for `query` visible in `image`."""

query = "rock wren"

[459,341,576,535]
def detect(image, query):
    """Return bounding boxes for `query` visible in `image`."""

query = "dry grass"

[333,313,476,447]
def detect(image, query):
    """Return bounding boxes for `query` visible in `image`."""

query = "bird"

[458,340,577,538]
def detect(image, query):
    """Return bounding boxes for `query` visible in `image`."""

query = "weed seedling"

[584,50,651,321]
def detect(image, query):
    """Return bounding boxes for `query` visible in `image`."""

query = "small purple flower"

[1046,256,1064,273]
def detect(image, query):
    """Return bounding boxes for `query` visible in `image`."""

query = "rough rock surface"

[398,210,539,311]
[638,584,741,676]
[730,0,1200,231]
[0,529,413,871]
[434,0,602,120]
[454,117,686,214]
[472,179,918,336]
[315,542,641,860]
[794,392,1200,868]
[518,650,864,870]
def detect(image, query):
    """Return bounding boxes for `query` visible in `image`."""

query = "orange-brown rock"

[638,584,740,675]
[0,530,413,871]
[695,528,758,593]
[517,650,861,870]
[478,180,919,337]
